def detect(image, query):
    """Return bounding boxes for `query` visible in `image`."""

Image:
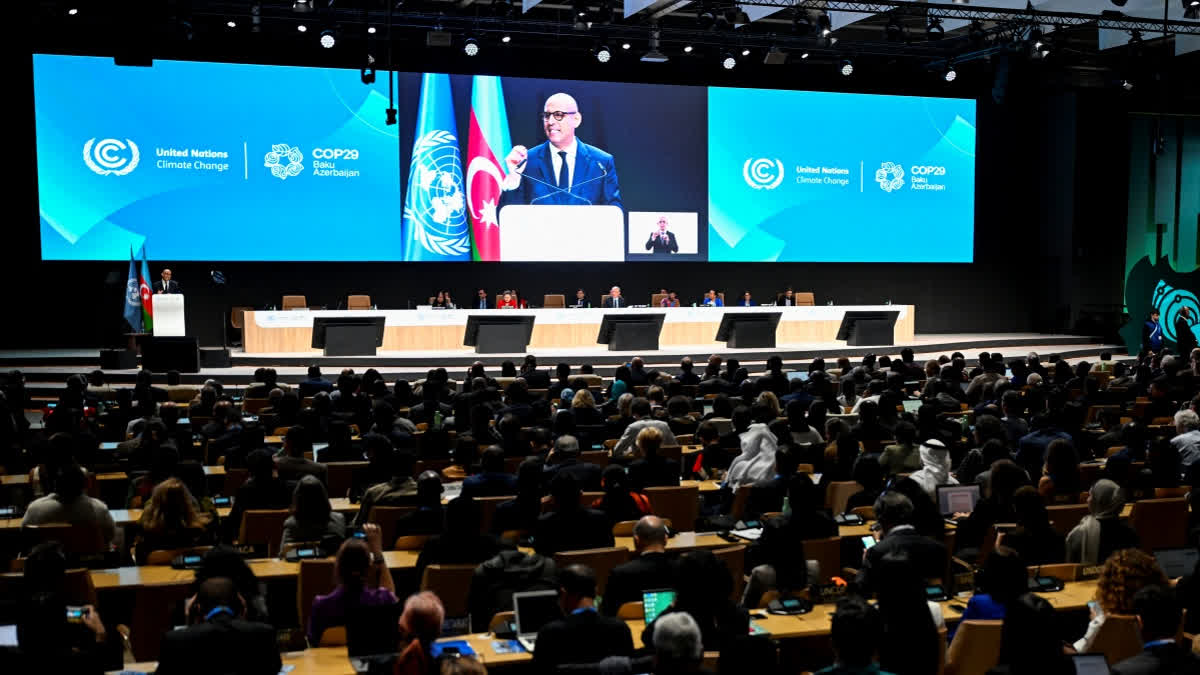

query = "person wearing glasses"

[645,216,679,255]
[499,93,623,210]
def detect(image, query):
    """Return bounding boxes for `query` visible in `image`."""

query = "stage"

[1,333,1125,398]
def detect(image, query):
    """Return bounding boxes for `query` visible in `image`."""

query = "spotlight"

[684,44,693,53]
[1121,78,1133,91]
[621,42,631,50]
[368,26,377,34]
[464,37,480,56]
[596,45,611,62]
[840,59,854,76]
[741,47,750,56]
[360,67,376,84]
[722,52,736,69]
[944,65,957,82]
[885,18,904,42]
[1029,27,1050,58]
[927,17,944,40]
[800,52,809,59]
[68,7,79,15]
[297,24,308,33]
[320,29,336,48]
[293,0,314,12]
[226,20,237,28]
[501,34,512,43]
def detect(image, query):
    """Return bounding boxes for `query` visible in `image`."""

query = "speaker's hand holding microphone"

[501,145,527,190]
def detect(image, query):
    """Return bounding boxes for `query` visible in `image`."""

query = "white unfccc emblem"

[743,158,784,190]
[83,138,140,176]
[264,143,304,180]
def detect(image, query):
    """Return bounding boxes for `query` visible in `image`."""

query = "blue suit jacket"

[499,139,622,210]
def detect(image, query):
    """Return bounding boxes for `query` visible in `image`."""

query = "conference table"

[242,305,915,353]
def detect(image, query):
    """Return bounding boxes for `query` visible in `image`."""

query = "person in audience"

[298,365,334,397]
[987,594,1075,675]
[1037,438,1081,503]
[855,492,947,593]
[955,459,1028,555]
[816,595,890,675]
[157,577,281,675]
[394,591,445,675]
[1066,478,1139,564]
[1172,409,1200,470]
[651,611,704,675]
[613,397,678,458]
[725,402,779,490]
[570,389,604,426]
[907,438,957,498]
[642,549,749,652]
[742,489,814,608]
[272,424,326,485]
[591,464,653,526]
[629,426,681,490]
[491,458,545,536]
[822,428,859,489]
[390,470,446,541]
[877,421,920,477]
[280,475,345,554]
[1109,584,1200,674]
[21,462,115,547]
[785,400,822,446]
[1074,548,1168,653]
[352,448,418,529]
[677,357,700,386]
[533,565,633,672]
[875,553,942,675]
[949,546,1026,640]
[997,486,1065,564]
[688,420,730,480]
[307,524,396,645]
[742,444,800,519]
[224,448,294,542]
[133,478,215,565]
[534,472,614,555]
[462,446,519,497]
[1148,438,1183,487]
[415,496,508,586]
[665,396,697,436]
[543,434,603,490]
[603,515,676,615]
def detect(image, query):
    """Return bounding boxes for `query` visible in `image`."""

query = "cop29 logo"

[83,138,140,176]
[875,161,904,192]
[264,143,304,180]
[743,158,784,190]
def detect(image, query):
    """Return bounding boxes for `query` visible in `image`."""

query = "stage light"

[741,47,750,56]
[320,30,336,48]
[944,65,957,82]
[800,52,809,59]
[297,24,308,33]
[1029,27,1050,58]
[722,53,736,69]
[226,20,237,28]
[927,17,944,40]
[67,7,78,15]
[293,0,314,12]
[367,26,377,34]
[817,12,832,37]
[885,18,904,42]
[953,0,969,4]
[464,37,480,55]
[684,44,694,53]
[840,59,853,76]
[596,45,611,62]
[361,66,376,84]
[501,34,512,43]
[621,42,631,50]
[1121,78,1133,91]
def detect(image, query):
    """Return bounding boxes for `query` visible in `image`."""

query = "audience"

[133,477,215,564]
[642,550,749,652]
[591,464,653,525]
[628,426,681,489]
[307,524,396,645]
[415,496,508,581]
[602,515,676,616]
[874,553,943,675]
[948,546,1026,640]
[1074,548,1168,653]
[534,473,614,556]
[1111,584,1200,674]
[395,591,446,675]
[280,474,345,554]
[855,492,946,593]
[651,611,704,675]
[532,565,633,672]
[22,461,115,547]
[155,577,282,675]
[1066,478,1139,564]
[987,594,1076,675]
[817,595,889,675]
[352,448,418,528]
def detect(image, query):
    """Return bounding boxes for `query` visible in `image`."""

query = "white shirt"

[548,139,578,190]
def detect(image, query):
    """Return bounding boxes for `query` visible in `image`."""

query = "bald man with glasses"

[499,92,623,210]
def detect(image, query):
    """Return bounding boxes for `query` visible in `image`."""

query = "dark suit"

[1111,642,1200,675]
[154,615,281,675]
[461,471,519,498]
[155,279,181,295]
[602,551,677,616]
[645,231,678,255]
[571,297,592,308]
[532,609,633,674]
[274,455,327,485]
[533,507,614,556]
[602,296,627,309]
[544,459,604,491]
[499,139,622,210]
[855,527,948,593]
[1177,315,1200,356]
[297,377,334,397]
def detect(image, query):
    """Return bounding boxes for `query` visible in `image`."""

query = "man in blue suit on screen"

[499,93,622,211]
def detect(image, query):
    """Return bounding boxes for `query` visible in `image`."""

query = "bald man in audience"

[603,515,677,615]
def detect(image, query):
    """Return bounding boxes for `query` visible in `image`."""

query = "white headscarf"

[909,439,956,498]
[725,423,778,489]
[1066,479,1125,565]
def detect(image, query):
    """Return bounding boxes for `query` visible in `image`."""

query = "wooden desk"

[679,479,721,493]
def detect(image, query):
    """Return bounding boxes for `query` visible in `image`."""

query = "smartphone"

[181,554,204,566]
[861,535,877,550]
[212,496,232,507]
[351,529,367,539]
[1087,600,1099,614]
[65,606,87,623]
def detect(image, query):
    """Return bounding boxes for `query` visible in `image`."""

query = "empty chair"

[794,292,815,306]
[553,547,630,598]
[1045,503,1089,537]
[713,544,747,602]
[1089,614,1144,666]
[1130,497,1189,551]
[347,295,371,310]
[825,481,865,515]
[238,509,291,557]
[282,295,307,310]
[802,536,843,585]
[419,564,478,625]
[543,294,566,308]
[366,506,418,549]
[296,558,338,634]
[645,485,700,531]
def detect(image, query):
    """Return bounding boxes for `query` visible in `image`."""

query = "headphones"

[204,606,235,621]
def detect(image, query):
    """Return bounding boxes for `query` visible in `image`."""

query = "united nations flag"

[401,73,471,261]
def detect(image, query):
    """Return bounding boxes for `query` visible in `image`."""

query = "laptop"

[902,399,922,413]
[0,624,17,648]
[1070,653,1109,675]
[513,589,562,653]
[1154,547,1200,579]
[787,371,810,382]
[642,589,676,624]
[935,484,981,517]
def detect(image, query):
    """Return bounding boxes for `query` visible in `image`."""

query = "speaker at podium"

[151,294,186,337]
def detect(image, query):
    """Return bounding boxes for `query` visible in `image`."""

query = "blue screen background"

[708,87,976,262]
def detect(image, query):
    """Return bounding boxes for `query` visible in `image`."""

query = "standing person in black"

[602,516,677,616]
[1177,307,1200,358]
[532,565,633,674]
[155,577,281,675]
[533,472,613,556]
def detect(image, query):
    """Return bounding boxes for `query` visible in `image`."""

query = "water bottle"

[433,409,443,431]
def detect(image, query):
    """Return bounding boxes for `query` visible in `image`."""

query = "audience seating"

[297,558,337,638]
[543,294,566,308]
[238,509,291,557]
[476,495,514,534]
[420,564,478,627]
[317,626,347,647]
[1045,504,1090,537]
[144,546,213,566]
[282,295,307,310]
[617,601,644,620]
[1089,614,1144,665]
[794,292,815,306]
[23,523,107,557]
[367,506,418,548]
[712,545,746,602]
[645,485,700,531]
[347,295,371,310]
[394,534,431,550]
[554,547,630,598]
[825,481,864,515]
[802,537,842,584]
[945,620,1003,675]
[1130,497,1189,551]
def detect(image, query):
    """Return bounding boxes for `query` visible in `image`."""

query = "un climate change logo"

[405,130,470,257]
[743,158,784,190]
[264,143,304,180]
[83,138,140,176]
[875,161,905,192]
[1152,280,1200,343]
